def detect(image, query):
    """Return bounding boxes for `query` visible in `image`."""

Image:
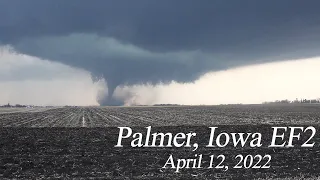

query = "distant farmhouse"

[3,103,11,107]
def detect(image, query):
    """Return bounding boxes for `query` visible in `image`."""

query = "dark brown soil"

[0,126,319,179]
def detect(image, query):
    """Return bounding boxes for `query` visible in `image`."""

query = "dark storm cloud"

[1,0,320,105]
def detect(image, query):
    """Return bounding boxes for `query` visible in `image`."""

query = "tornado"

[1,1,320,106]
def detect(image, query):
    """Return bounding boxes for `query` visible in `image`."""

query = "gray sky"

[1,0,320,105]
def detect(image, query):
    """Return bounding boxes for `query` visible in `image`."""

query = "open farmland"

[1,104,320,127]
[0,107,58,115]
[0,105,320,179]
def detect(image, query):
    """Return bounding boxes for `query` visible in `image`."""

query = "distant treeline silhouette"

[0,103,53,108]
[153,104,181,106]
[263,98,320,104]
[0,103,27,108]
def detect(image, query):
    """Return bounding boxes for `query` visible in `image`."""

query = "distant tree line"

[263,98,320,104]
[153,104,181,106]
[0,103,38,108]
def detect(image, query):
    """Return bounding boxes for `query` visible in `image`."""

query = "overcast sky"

[1,1,320,106]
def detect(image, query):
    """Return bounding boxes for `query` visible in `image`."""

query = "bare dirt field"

[0,107,57,115]
[1,104,320,127]
[0,104,319,179]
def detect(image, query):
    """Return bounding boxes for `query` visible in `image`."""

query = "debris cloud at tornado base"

[112,57,320,106]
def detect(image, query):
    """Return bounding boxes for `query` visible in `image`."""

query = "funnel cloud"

[1,0,320,105]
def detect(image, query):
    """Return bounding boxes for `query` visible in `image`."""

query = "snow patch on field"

[82,116,86,127]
